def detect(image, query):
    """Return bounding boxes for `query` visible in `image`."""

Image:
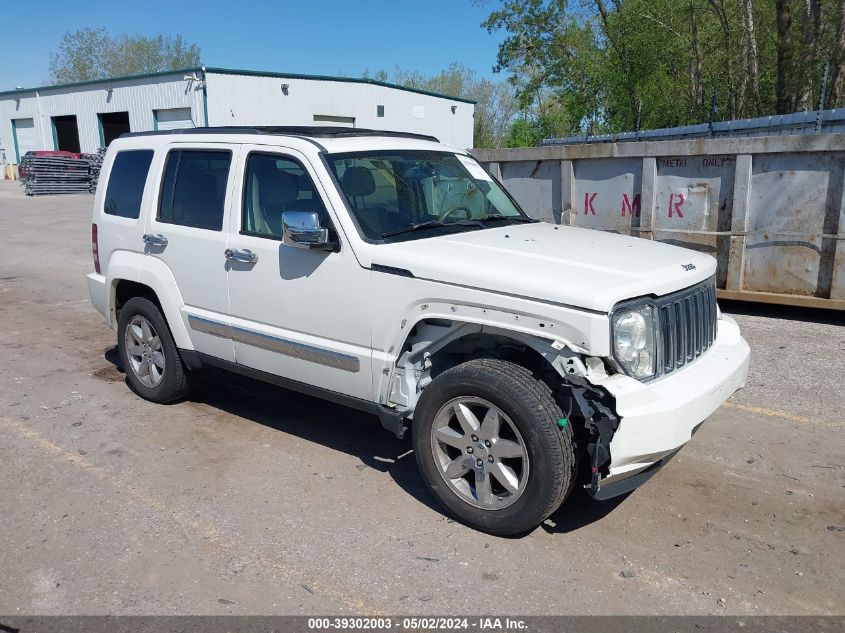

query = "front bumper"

[590,447,683,501]
[591,315,750,495]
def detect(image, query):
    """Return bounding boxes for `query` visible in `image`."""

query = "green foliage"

[507,117,542,146]
[482,0,845,137]
[49,28,201,83]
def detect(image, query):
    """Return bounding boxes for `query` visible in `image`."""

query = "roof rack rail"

[121,126,440,143]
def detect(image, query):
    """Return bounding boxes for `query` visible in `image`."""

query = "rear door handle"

[143,233,168,247]
[225,248,257,263]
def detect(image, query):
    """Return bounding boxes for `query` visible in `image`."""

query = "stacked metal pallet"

[21,153,93,196]
[83,148,107,193]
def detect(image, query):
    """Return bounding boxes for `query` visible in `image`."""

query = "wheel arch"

[383,316,591,416]
[394,320,621,498]
[106,251,191,349]
[428,327,561,381]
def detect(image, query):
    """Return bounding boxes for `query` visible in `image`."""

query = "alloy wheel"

[124,315,165,388]
[429,396,530,509]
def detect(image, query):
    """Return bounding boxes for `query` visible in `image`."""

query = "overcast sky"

[1,0,506,90]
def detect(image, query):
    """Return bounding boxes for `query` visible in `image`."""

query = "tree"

[482,0,606,134]
[481,0,845,137]
[795,0,822,110]
[776,0,794,113]
[507,117,543,146]
[739,0,761,114]
[831,0,845,106]
[49,28,201,83]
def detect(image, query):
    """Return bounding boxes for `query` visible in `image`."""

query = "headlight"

[612,304,657,380]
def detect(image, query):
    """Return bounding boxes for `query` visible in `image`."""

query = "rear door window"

[158,150,232,230]
[104,150,154,219]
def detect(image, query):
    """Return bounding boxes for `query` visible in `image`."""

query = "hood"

[371,223,716,313]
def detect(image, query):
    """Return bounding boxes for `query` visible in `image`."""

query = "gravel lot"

[0,179,843,616]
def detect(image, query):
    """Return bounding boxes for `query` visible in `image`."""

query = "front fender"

[373,298,602,409]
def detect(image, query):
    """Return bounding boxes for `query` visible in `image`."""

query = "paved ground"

[0,180,843,616]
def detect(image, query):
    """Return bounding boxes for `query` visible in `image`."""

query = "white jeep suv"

[87,126,750,535]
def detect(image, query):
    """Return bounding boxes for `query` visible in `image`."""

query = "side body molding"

[187,315,360,373]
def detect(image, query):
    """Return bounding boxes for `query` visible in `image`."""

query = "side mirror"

[282,211,332,250]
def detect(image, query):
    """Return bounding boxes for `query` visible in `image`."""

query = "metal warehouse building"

[0,66,475,166]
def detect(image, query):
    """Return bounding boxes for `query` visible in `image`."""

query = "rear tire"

[412,358,575,536]
[117,296,192,403]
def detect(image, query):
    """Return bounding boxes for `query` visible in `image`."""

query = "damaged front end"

[554,375,620,498]
[383,315,648,499]
[559,373,691,502]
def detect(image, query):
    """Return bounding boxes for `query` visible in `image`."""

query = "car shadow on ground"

[103,347,631,536]
[103,346,434,507]
[541,489,629,534]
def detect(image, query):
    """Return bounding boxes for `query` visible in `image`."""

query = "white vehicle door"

[143,143,239,362]
[225,145,373,400]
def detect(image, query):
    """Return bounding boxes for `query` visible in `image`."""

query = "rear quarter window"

[103,150,154,219]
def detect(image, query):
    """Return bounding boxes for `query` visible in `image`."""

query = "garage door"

[12,118,37,162]
[154,108,194,130]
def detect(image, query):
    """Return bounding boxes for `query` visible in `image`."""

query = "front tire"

[412,359,575,536]
[117,296,192,403]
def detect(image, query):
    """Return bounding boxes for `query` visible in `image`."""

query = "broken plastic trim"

[556,376,619,496]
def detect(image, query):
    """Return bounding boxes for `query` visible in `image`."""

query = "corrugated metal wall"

[0,73,203,161]
[474,134,845,309]
[204,72,474,149]
[0,70,475,164]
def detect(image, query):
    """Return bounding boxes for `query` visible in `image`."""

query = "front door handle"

[143,233,168,247]
[225,248,257,263]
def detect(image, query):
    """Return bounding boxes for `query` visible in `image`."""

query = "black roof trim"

[120,126,439,143]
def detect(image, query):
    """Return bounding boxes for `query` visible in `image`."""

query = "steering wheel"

[438,206,473,222]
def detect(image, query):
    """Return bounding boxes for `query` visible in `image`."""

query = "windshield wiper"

[382,220,446,238]
[381,215,535,238]
[474,214,537,224]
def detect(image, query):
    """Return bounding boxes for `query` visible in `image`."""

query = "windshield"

[325,150,529,241]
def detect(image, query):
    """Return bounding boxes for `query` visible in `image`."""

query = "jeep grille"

[657,277,718,376]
